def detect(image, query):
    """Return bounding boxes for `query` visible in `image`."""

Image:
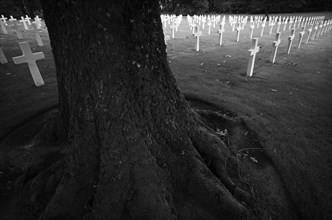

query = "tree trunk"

[24,0,251,219]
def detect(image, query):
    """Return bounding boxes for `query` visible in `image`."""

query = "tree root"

[10,110,257,219]
[191,126,253,207]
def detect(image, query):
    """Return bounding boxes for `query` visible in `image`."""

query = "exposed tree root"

[8,108,258,220]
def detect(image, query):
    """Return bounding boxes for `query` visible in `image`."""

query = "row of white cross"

[1,15,46,87]
[162,14,332,77]
[1,14,331,88]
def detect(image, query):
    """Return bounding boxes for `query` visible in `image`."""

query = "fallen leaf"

[250,157,258,163]
[22,144,33,150]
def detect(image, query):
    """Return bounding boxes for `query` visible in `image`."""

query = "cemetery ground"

[0,12,332,219]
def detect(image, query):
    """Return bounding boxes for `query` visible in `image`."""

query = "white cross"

[247,38,260,77]
[170,23,176,39]
[317,22,323,37]
[256,19,261,28]
[260,21,266,37]
[8,16,17,26]
[297,26,305,48]
[19,16,29,30]
[269,21,275,35]
[270,32,281,63]
[236,23,241,42]
[33,15,42,29]
[312,24,318,40]
[287,29,295,54]
[32,22,43,46]
[25,15,31,25]
[0,19,7,34]
[276,20,281,32]
[306,24,313,44]
[249,21,255,39]
[283,19,288,31]
[289,18,293,30]
[207,21,212,35]
[193,26,202,51]
[232,21,236,31]
[293,19,297,29]
[1,15,7,25]
[218,24,225,46]
[12,42,45,87]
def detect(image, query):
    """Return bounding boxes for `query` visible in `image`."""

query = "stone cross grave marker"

[212,16,216,28]
[207,21,212,35]
[247,38,260,77]
[297,26,305,49]
[13,21,23,39]
[317,22,323,37]
[260,19,266,37]
[293,18,297,29]
[236,22,241,42]
[321,21,327,35]
[218,24,225,46]
[162,17,167,29]
[311,24,318,40]
[8,16,17,26]
[33,15,42,29]
[256,18,261,28]
[0,19,7,34]
[193,26,202,51]
[288,18,293,30]
[306,24,313,44]
[269,20,275,35]
[232,20,236,31]
[304,17,307,27]
[25,15,31,25]
[1,15,7,25]
[19,16,29,30]
[276,18,281,32]
[270,32,281,63]
[249,21,255,39]
[32,22,43,46]
[287,29,295,55]
[202,17,206,29]
[13,42,45,87]
[297,18,302,28]
[299,17,303,28]
[283,18,288,31]
[170,22,176,39]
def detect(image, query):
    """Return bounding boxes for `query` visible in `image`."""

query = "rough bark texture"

[28,0,252,219]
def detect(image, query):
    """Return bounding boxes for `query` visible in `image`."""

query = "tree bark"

[28,0,251,219]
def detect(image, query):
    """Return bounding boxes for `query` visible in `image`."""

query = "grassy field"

[0,12,332,219]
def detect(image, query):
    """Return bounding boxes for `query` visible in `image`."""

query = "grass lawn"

[1,12,332,219]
